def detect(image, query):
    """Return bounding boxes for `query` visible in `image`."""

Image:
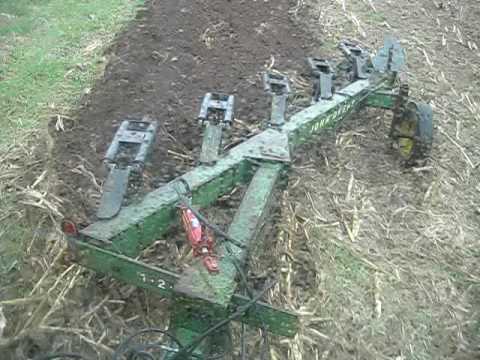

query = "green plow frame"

[65,39,419,358]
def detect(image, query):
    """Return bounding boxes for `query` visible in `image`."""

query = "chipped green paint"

[175,163,283,307]
[75,240,177,297]
[78,78,395,258]
[169,163,284,358]
[79,156,254,257]
[284,80,371,147]
[70,71,399,358]
[73,239,298,338]
[364,89,397,109]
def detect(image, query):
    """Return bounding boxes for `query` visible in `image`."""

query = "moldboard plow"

[62,37,433,359]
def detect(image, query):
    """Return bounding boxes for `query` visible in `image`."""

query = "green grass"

[0,0,143,148]
[0,0,143,301]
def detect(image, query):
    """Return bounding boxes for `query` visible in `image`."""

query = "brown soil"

[53,0,313,223]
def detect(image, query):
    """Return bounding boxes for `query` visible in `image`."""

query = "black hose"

[174,179,271,359]
[113,328,184,360]
[34,354,90,360]
[176,194,246,250]
[173,280,275,360]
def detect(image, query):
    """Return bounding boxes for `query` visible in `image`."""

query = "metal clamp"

[198,93,235,165]
[198,93,235,127]
[339,40,369,80]
[307,57,335,102]
[98,119,158,220]
[263,72,290,127]
[263,72,290,95]
[104,120,158,171]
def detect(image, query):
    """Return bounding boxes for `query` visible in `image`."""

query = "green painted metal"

[69,70,400,358]
[364,90,397,109]
[168,297,230,359]
[62,37,426,359]
[72,239,298,338]
[284,79,371,147]
[200,124,223,165]
[233,292,297,337]
[175,162,283,307]
[169,163,284,359]
[78,77,394,257]
[79,158,254,257]
[168,326,212,360]
[74,240,177,297]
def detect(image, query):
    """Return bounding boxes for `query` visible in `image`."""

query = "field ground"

[274,1,480,358]
[0,0,479,359]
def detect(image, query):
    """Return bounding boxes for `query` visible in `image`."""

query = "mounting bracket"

[339,40,370,80]
[198,93,235,165]
[307,57,335,102]
[98,120,158,219]
[264,72,291,127]
[198,93,235,127]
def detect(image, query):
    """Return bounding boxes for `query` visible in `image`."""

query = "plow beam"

[174,162,283,306]
[77,77,393,258]
[70,240,298,338]
[364,89,397,109]
[170,162,287,359]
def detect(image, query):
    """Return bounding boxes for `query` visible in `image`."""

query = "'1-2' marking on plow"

[138,272,168,289]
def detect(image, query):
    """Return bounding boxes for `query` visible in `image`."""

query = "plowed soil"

[53,0,313,222]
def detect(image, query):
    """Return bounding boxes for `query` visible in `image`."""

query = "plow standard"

[61,38,433,359]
